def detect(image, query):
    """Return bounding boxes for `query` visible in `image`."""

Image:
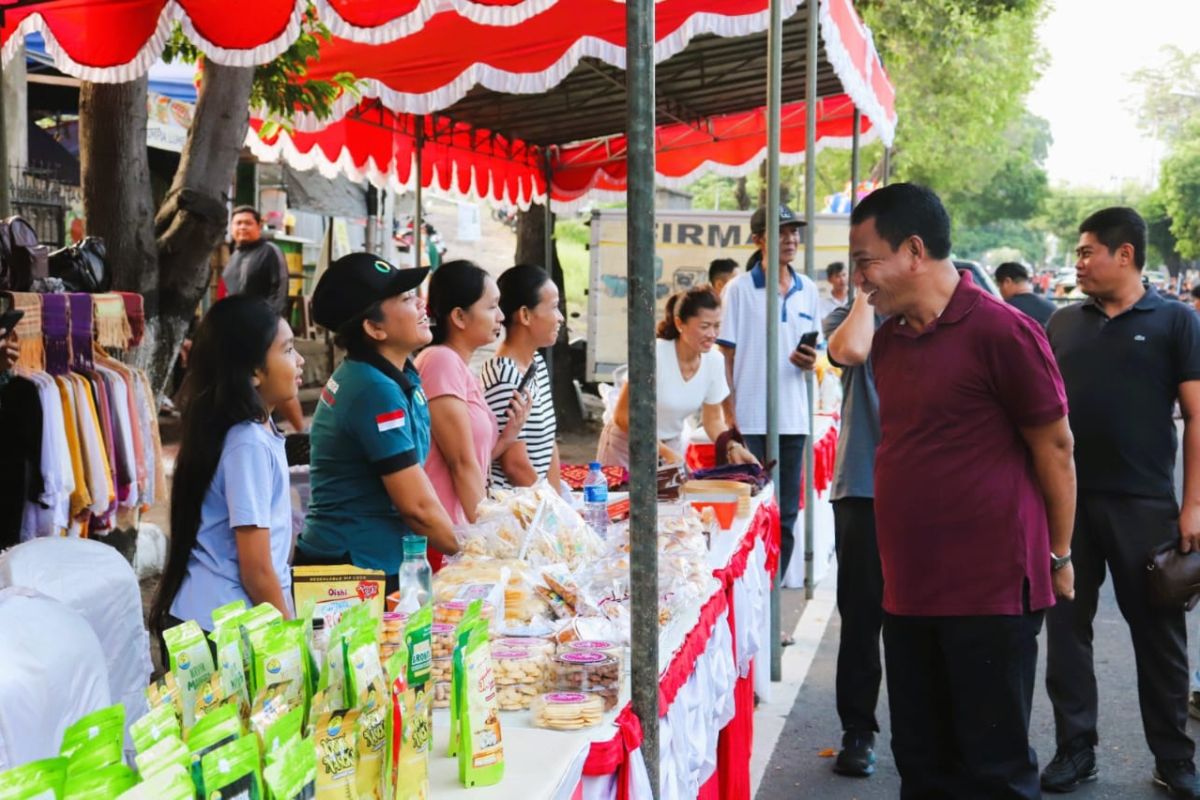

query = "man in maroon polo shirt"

[839,183,1078,798]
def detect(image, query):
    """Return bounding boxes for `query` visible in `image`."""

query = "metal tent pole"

[627,0,659,793]
[413,116,425,269]
[765,0,784,683]
[802,0,818,601]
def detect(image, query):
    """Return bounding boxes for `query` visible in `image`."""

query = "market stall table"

[426,489,779,799]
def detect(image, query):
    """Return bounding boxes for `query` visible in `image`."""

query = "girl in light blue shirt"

[150,296,304,638]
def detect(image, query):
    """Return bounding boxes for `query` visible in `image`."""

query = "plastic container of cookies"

[562,639,623,667]
[494,636,556,659]
[432,680,452,709]
[551,652,620,711]
[491,648,549,710]
[431,655,452,684]
[434,599,495,626]
[531,692,606,731]
[431,623,457,660]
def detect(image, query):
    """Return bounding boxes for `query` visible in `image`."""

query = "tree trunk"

[735,177,751,210]
[81,63,254,398]
[515,204,585,432]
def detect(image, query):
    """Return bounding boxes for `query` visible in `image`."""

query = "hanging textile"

[92,294,132,351]
[1,291,45,371]
[40,293,70,375]
[68,293,93,372]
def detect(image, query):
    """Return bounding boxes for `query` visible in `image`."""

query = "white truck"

[585,208,852,381]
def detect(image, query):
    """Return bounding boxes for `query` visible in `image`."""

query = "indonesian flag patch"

[376,409,407,432]
[320,378,339,407]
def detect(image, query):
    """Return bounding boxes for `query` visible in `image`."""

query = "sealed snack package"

[130,702,181,754]
[212,599,248,630]
[0,756,67,800]
[201,734,263,799]
[261,705,304,766]
[314,709,359,799]
[446,601,483,759]
[186,703,242,795]
[454,618,503,787]
[146,672,182,721]
[64,735,123,778]
[292,565,386,632]
[383,609,431,800]
[211,622,252,717]
[134,735,189,779]
[60,704,125,759]
[62,763,137,799]
[263,735,317,800]
[248,682,293,751]
[253,620,310,714]
[192,675,228,722]
[163,620,217,729]
[346,629,388,800]
[115,763,194,800]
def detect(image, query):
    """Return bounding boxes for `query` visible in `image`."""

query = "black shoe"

[833,731,876,777]
[1041,739,1097,793]
[1154,759,1199,798]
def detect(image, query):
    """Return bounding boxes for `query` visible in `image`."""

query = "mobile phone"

[796,330,819,352]
[516,362,539,394]
[0,308,24,336]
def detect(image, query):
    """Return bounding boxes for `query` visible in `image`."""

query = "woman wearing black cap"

[296,253,458,589]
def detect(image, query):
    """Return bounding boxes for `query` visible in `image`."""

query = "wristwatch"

[1050,550,1072,572]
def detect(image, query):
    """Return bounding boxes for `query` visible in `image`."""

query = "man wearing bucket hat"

[296,253,458,591]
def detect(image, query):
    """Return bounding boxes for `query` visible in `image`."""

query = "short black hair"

[994,262,1030,283]
[1190,285,1200,301]
[1079,206,1146,269]
[708,258,738,284]
[231,205,261,223]
[850,183,952,260]
[825,261,846,280]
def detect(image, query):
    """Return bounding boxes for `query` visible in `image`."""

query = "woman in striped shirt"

[481,264,564,492]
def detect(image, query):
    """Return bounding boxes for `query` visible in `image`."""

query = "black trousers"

[884,600,1044,799]
[1045,491,1194,761]
[833,497,883,734]
[744,433,806,580]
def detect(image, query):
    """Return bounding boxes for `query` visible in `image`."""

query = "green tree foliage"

[1131,45,1200,146]
[1159,121,1200,260]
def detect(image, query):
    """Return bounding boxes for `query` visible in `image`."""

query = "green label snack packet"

[456,620,503,787]
[135,735,189,779]
[212,622,252,718]
[201,734,263,800]
[446,602,481,760]
[314,709,359,800]
[0,756,67,800]
[164,620,217,730]
[130,702,180,754]
[186,703,242,795]
[348,628,388,800]
[212,600,248,630]
[115,763,194,800]
[262,706,304,766]
[384,614,429,800]
[59,704,125,759]
[62,763,136,799]
[146,672,182,721]
[235,604,285,696]
[253,620,310,717]
[263,735,317,800]
[64,735,123,778]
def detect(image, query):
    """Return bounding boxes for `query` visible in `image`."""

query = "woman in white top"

[596,287,758,467]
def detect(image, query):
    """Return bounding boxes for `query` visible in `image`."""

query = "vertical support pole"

[849,107,861,298]
[543,150,555,273]
[543,150,556,378]
[802,0,818,601]
[413,116,425,269]
[627,0,659,794]
[765,0,784,683]
[0,52,9,218]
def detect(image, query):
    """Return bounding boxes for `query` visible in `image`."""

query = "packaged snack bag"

[346,628,388,800]
[292,566,386,632]
[211,621,252,717]
[130,702,181,753]
[201,734,263,799]
[212,599,248,630]
[261,706,304,765]
[134,735,189,778]
[64,735,123,777]
[59,704,125,759]
[115,763,194,800]
[0,756,67,800]
[62,763,136,799]
[253,620,310,714]
[446,601,482,759]
[455,620,503,787]
[186,703,242,795]
[384,647,426,800]
[314,710,360,799]
[192,674,228,722]
[263,735,317,800]
[163,620,217,729]
[146,672,182,721]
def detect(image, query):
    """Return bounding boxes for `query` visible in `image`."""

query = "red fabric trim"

[583,705,644,800]
[714,663,755,798]
[657,588,729,711]
[686,443,717,472]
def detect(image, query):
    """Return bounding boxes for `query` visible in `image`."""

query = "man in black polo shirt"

[1043,207,1200,798]
[996,261,1057,327]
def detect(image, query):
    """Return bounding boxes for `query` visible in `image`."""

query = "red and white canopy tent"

[1,0,895,210]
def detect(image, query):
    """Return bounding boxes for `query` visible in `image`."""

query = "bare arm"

[497,441,540,487]
[701,402,757,465]
[380,466,460,556]
[719,345,737,427]
[428,395,487,524]
[1177,381,1200,552]
[1019,416,1076,598]
[827,283,875,367]
[491,390,532,460]
[613,382,631,433]
[235,527,291,617]
[548,444,562,493]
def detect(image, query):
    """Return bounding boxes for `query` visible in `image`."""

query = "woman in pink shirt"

[416,260,530,568]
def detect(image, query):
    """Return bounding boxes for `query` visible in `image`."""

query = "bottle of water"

[583,461,609,537]
[397,535,433,614]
